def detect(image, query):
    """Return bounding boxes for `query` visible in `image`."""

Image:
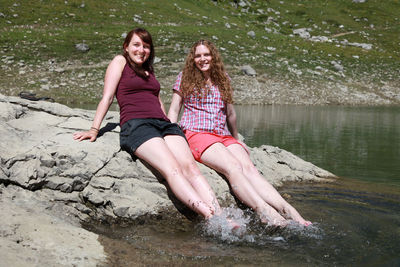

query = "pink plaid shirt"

[173,72,231,135]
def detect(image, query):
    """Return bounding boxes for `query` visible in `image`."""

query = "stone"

[240,65,257,76]
[75,43,90,52]
[154,56,161,64]
[247,31,256,38]
[341,40,372,50]
[293,28,311,39]
[331,60,344,72]
[0,93,336,265]
[54,67,65,73]
[310,36,330,42]
[0,185,106,266]
[238,0,249,7]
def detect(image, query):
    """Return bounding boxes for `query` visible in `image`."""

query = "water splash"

[198,206,251,243]
[198,206,324,245]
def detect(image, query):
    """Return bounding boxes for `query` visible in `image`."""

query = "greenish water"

[90,178,400,266]
[237,105,400,187]
[85,105,400,266]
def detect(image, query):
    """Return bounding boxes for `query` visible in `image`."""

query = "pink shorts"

[184,130,242,162]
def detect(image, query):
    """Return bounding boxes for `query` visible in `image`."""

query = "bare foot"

[281,205,312,226]
[226,218,247,236]
[258,206,287,227]
[226,218,241,230]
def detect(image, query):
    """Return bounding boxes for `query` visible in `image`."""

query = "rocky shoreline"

[0,93,336,266]
[1,55,399,107]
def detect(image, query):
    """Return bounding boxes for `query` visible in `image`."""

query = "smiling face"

[194,44,212,74]
[125,34,151,67]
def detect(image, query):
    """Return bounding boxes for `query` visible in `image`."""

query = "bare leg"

[164,135,221,214]
[227,144,311,226]
[200,143,286,226]
[134,137,213,219]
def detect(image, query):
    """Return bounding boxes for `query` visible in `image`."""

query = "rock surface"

[0,94,335,266]
[0,185,106,267]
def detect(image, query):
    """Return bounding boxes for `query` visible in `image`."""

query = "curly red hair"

[180,40,233,103]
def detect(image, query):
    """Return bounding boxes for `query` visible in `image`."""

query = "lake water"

[236,105,400,187]
[85,105,400,266]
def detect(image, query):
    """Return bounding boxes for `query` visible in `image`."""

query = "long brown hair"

[122,28,154,79]
[180,40,233,103]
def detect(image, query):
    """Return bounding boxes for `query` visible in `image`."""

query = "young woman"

[168,39,311,226]
[73,29,221,220]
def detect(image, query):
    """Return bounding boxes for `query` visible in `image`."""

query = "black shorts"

[120,118,186,161]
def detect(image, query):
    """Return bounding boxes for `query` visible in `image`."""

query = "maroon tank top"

[116,64,169,126]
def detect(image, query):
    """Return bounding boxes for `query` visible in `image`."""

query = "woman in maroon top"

[73,28,222,220]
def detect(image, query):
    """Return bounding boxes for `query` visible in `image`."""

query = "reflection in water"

[236,105,400,185]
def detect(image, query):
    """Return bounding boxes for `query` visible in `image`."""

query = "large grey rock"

[0,93,335,266]
[0,93,335,213]
[0,184,106,267]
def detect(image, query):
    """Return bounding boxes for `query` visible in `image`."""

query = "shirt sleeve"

[173,72,183,92]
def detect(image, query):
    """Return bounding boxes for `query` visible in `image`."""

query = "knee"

[242,162,258,176]
[180,160,202,178]
[223,160,244,177]
[167,166,182,178]
[160,161,183,179]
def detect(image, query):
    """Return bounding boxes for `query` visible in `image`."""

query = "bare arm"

[159,94,167,116]
[73,55,126,142]
[227,103,249,153]
[168,91,183,123]
[226,103,239,139]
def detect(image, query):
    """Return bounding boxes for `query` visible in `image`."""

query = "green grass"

[0,0,399,104]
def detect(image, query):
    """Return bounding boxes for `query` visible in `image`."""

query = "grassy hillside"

[0,0,399,105]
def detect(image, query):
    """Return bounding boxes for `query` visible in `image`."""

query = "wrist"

[90,127,99,133]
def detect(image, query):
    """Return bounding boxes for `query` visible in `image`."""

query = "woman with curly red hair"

[168,39,311,226]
